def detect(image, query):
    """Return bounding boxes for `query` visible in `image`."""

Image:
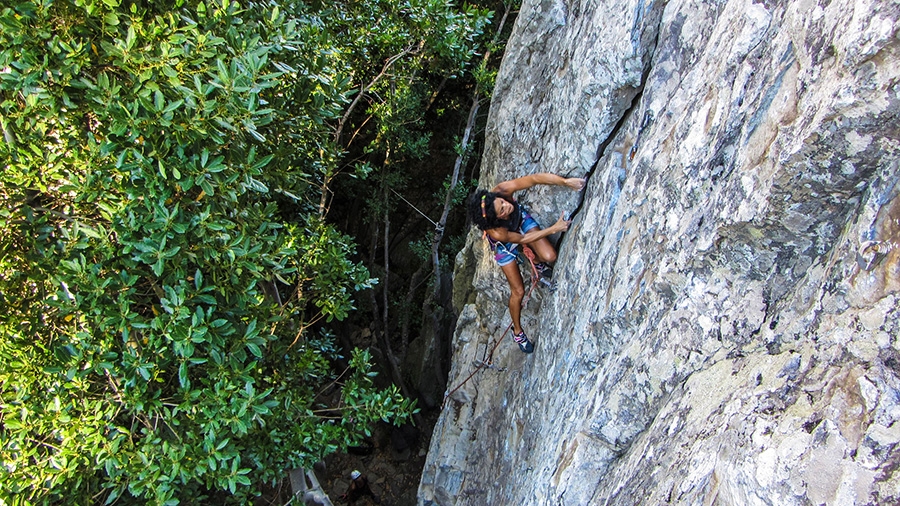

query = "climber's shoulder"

[485,226,523,244]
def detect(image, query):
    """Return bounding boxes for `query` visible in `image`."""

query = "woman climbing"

[468,173,586,353]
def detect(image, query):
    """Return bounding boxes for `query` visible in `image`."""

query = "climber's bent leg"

[526,236,557,264]
[520,212,557,264]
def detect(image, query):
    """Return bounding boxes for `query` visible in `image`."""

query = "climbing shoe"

[535,262,554,280]
[513,330,534,354]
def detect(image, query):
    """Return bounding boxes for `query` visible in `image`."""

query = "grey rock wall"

[420,0,900,504]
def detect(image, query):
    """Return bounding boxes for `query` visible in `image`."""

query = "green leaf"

[198,177,214,196]
[105,487,122,504]
[162,99,183,114]
[244,319,257,338]
[178,362,189,389]
[125,25,136,50]
[249,154,274,172]
[216,59,229,83]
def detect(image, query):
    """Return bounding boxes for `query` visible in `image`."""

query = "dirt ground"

[317,408,441,506]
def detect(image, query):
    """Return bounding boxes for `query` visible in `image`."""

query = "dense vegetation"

[0,0,507,503]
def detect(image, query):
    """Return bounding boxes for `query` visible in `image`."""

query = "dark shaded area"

[319,413,440,506]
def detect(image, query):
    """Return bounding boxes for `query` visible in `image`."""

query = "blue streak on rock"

[746,42,795,138]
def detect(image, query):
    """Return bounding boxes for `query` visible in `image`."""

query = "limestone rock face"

[419,0,900,504]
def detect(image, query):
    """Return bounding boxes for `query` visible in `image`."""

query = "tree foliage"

[316,0,492,215]
[0,0,501,501]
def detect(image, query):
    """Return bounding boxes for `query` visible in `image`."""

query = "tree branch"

[321,44,421,217]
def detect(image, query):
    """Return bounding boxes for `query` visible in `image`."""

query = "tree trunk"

[383,179,391,339]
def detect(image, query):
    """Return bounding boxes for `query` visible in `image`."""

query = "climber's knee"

[510,284,525,301]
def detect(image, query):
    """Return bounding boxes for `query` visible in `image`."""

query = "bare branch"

[321,44,421,217]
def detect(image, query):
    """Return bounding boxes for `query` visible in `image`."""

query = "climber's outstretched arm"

[492,173,585,197]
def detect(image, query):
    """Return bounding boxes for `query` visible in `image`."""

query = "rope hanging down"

[441,246,541,409]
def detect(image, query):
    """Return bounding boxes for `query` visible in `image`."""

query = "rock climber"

[468,173,585,353]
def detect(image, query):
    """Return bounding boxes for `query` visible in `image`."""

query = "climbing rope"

[390,188,438,227]
[441,246,541,409]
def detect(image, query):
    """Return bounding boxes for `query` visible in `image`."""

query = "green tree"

[0,0,423,503]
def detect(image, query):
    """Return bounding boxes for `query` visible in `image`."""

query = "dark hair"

[468,189,506,230]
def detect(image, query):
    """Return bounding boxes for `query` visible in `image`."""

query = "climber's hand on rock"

[565,177,586,191]
[552,212,572,233]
